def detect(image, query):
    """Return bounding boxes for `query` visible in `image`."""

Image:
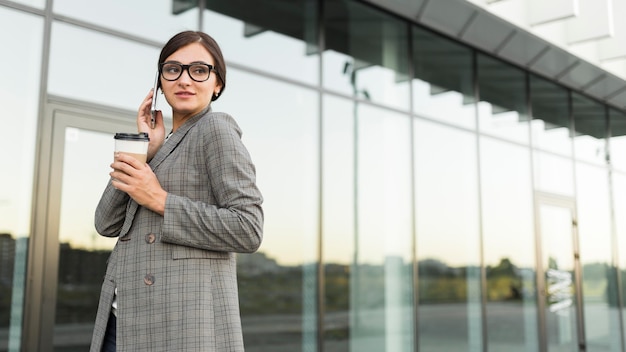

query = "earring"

[214,91,220,97]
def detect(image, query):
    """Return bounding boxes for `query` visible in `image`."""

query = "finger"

[110,176,130,191]
[139,91,152,111]
[114,153,144,169]
[138,90,154,126]
[110,172,129,186]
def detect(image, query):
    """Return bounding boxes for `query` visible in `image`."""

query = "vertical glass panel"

[353,105,413,351]
[323,0,410,111]
[572,93,607,165]
[0,8,43,352]
[613,172,626,344]
[414,120,481,351]
[53,128,117,351]
[480,137,538,351]
[412,26,475,129]
[203,0,319,86]
[610,109,626,172]
[322,95,355,351]
[576,162,621,351]
[530,75,572,156]
[53,0,198,42]
[49,23,161,113]
[477,54,530,144]
[533,152,574,196]
[537,203,578,352]
[218,69,319,352]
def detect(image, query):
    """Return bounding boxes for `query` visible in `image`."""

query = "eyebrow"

[163,60,213,66]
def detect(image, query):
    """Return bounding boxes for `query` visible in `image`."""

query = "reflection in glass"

[412,26,475,129]
[203,0,319,86]
[323,0,410,111]
[0,8,43,352]
[49,22,160,112]
[610,109,626,172]
[48,22,161,116]
[530,75,571,156]
[538,203,578,352]
[354,105,413,351]
[533,152,574,197]
[53,128,117,351]
[219,69,319,352]
[612,173,626,342]
[478,54,529,144]
[53,0,197,42]
[480,137,538,351]
[414,119,481,351]
[572,93,607,165]
[575,163,621,350]
[322,95,355,351]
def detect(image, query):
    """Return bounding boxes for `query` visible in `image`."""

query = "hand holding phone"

[150,72,159,128]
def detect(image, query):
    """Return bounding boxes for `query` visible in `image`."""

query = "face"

[161,42,222,121]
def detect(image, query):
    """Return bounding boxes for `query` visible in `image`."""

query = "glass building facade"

[1,0,626,351]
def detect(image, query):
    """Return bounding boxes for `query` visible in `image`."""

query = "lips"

[175,91,195,97]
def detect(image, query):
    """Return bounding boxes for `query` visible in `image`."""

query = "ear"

[213,86,222,98]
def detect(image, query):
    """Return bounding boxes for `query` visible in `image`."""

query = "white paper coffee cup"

[114,133,150,163]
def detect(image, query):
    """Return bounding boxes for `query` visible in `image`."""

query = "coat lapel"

[119,105,212,237]
[148,105,210,171]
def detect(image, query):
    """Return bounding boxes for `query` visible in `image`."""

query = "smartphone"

[150,71,159,128]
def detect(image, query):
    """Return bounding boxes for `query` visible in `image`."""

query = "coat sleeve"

[160,114,264,253]
[94,180,131,237]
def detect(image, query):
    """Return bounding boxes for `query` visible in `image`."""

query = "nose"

[177,67,193,85]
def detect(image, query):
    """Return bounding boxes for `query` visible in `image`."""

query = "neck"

[172,104,211,131]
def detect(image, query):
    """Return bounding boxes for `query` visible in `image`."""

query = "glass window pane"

[533,151,575,197]
[415,120,482,351]
[412,26,475,129]
[480,137,538,351]
[322,95,355,351]
[0,8,43,352]
[53,127,117,350]
[13,0,44,8]
[537,202,579,352]
[53,0,198,42]
[572,93,606,165]
[610,109,626,172]
[353,105,414,351]
[323,0,410,111]
[576,163,621,351]
[478,54,530,144]
[613,172,626,343]
[218,68,319,352]
[49,22,161,113]
[203,0,319,85]
[530,75,572,156]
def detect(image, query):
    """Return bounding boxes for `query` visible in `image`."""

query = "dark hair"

[158,31,226,101]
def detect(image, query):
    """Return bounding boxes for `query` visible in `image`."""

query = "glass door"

[535,193,585,352]
[38,104,136,351]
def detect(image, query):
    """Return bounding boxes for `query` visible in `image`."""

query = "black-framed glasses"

[159,62,215,82]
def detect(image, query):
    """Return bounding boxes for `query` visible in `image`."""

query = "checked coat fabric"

[89,107,263,352]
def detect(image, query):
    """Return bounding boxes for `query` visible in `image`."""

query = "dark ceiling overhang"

[363,0,626,112]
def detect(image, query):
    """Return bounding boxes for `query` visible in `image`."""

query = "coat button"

[145,233,156,244]
[144,274,155,286]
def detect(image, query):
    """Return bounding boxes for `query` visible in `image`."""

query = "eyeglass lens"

[161,63,212,82]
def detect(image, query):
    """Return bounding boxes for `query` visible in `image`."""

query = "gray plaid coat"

[90,107,263,352]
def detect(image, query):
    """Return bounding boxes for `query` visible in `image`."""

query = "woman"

[90,31,264,352]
